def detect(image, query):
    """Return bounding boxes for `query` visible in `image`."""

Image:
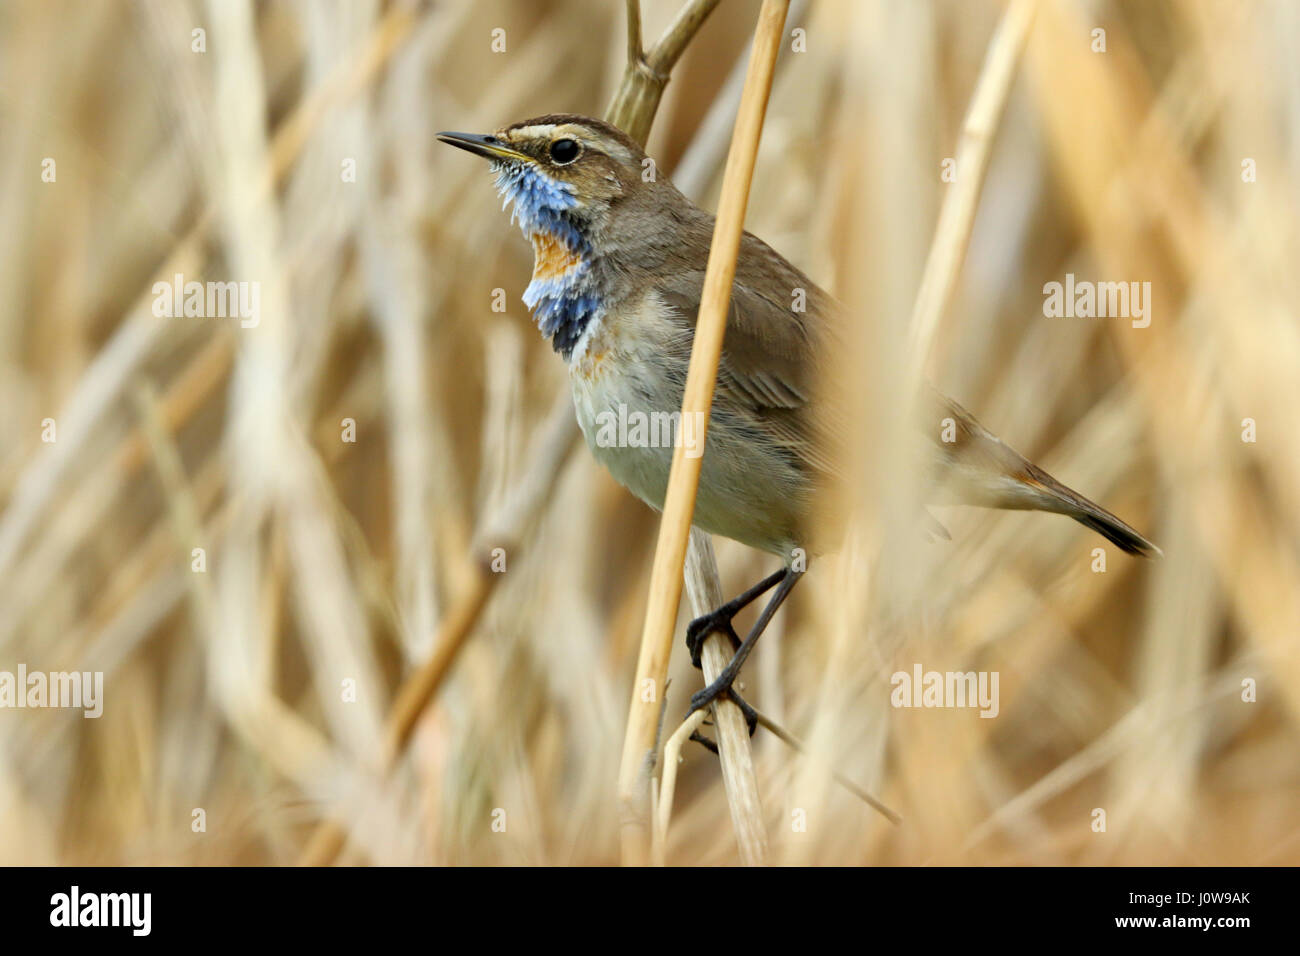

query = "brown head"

[437,114,702,357]
[436,114,663,239]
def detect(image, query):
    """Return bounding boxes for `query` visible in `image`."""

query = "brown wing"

[653,230,845,485]
[649,229,1159,555]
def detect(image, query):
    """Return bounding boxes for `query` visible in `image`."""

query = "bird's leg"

[689,685,761,748]
[684,567,788,669]
[687,567,802,733]
[686,686,764,749]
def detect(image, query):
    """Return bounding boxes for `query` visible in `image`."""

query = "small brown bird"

[439,114,1159,722]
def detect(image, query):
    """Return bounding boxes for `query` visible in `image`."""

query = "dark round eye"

[549,138,581,165]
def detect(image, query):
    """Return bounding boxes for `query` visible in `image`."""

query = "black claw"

[687,677,758,738]
[686,614,742,669]
[682,566,801,753]
[683,567,788,670]
[689,730,719,754]
[730,687,759,737]
[684,616,708,669]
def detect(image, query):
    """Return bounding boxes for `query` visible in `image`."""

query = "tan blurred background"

[0,0,1297,865]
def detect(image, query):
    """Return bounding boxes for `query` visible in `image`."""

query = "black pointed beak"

[436,131,531,163]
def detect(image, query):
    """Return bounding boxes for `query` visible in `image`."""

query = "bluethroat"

[438,114,1159,726]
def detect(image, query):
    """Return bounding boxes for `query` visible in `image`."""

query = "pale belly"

[567,298,807,560]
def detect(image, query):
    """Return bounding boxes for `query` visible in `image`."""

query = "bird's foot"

[687,680,758,749]
[683,567,787,669]
[685,609,743,670]
[681,567,798,750]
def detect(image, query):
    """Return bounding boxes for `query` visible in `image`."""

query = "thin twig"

[625,0,642,64]
[652,708,708,865]
[647,0,724,74]
[751,707,900,825]
[606,0,723,145]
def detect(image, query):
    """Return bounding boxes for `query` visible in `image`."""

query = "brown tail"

[1025,463,1161,557]
[928,390,1161,557]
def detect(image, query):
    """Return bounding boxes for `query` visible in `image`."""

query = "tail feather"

[929,390,1161,557]
[1026,463,1161,557]
[1071,509,1161,557]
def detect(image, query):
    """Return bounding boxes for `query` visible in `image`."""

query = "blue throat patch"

[493,162,604,360]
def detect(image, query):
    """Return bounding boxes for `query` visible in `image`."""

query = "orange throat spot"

[530,232,583,281]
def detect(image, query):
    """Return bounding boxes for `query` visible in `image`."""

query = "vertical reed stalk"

[616,0,791,866]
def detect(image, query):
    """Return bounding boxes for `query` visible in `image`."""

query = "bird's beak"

[436,131,532,163]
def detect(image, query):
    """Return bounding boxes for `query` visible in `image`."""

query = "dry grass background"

[0,0,1297,865]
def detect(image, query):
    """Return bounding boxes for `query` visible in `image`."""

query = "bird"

[438,113,1159,727]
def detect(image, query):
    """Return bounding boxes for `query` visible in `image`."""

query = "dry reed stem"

[298,389,576,865]
[905,0,1036,386]
[646,0,726,74]
[784,0,1036,863]
[683,530,768,864]
[0,3,417,635]
[606,0,723,145]
[1027,0,1300,720]
[132,383,338,791]
[959,666,1250,856]
[652,707,708,865]
[617,0,790,866]
[653,9,806,865]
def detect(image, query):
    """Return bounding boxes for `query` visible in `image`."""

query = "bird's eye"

[549,138,581,165]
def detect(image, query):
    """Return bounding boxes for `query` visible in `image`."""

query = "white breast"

[568,292,680,514]
[565,291,806,558]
